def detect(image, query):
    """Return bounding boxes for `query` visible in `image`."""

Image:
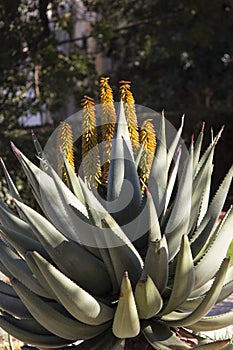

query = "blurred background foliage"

[0,0,96,129]
[84,0,233,111]
[0,0,232,207]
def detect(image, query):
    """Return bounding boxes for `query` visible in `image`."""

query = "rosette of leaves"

[0,79,232,350]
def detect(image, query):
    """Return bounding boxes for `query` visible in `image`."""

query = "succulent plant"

[0,79,233,350]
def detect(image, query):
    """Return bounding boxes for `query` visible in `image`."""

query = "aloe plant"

[0,79,233,350]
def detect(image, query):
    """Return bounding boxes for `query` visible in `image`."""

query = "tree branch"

[29,0,50,51]
[39,0,50,37]
[57,12,179,46]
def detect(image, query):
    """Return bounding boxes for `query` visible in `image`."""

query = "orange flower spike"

[138,119,156,192]
[100,77,116,184]
[81,96,102,187]
[119,80,140,154]
[57,121,75,181]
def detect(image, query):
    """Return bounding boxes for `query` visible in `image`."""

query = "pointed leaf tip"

[191,134,195,144]
[145,187,151,197]
[201,121,205,133]
[13,198,19,205]
[10,142,22,157]
[113,271,140,338]
[135,275,163,318]
[0,157,5,169]
[214,125,225,145]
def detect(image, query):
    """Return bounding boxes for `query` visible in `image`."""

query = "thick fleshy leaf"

[0,260,11,278]
[194,207,233,289]
[165,154,193,260]
[0,240,51,299]
[217,265,233,302]
[143,236,168,293]
[107,101,135,201]
[185,265,233,309]
[188,310,233,332]
[1,312,51,335]
[31,130,44,160]
[112,272,140,339]
[194,126,223,179]
[135,275,163,318]
[180,263,233,310]
[107,103,141,227]
[12,279,111,340]
[193,122,205,176]
[160,235,194,315]
[63,156,85,203]
[11,142,43,205]
[0,312,73,348]
[95,245,119,294]
[0,157,21,202]
[0,292,32,319]
[188,141,214,233]
[196,164,213,226]
[25,252,57,300]
[0,224,50,260]
[166,114,184,170]
[146,189,162,241]
[106,139,142,228]
[11,144,90,244]
[32,251,114,325]
[129,196,148,253]
[14,199,112,296]
[148,111,168,216]
[0,280,17,297]
[163,258,230,327]
[190,266,233,302]
[101,218,143,288]
[142,319,190,350]
[191,166,233,259]
[164,146,181,214]
[79,177,143,287]
[192,340,230,349]
[118,138,142,223]
[71,329,124,350]
[0,200,36,240]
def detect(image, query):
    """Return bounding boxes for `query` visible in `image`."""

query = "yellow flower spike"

[138,119,156,192]
[57,121,75,181]
[100,77,116,185]
[119,80,140,154]
[81,96,102,187]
